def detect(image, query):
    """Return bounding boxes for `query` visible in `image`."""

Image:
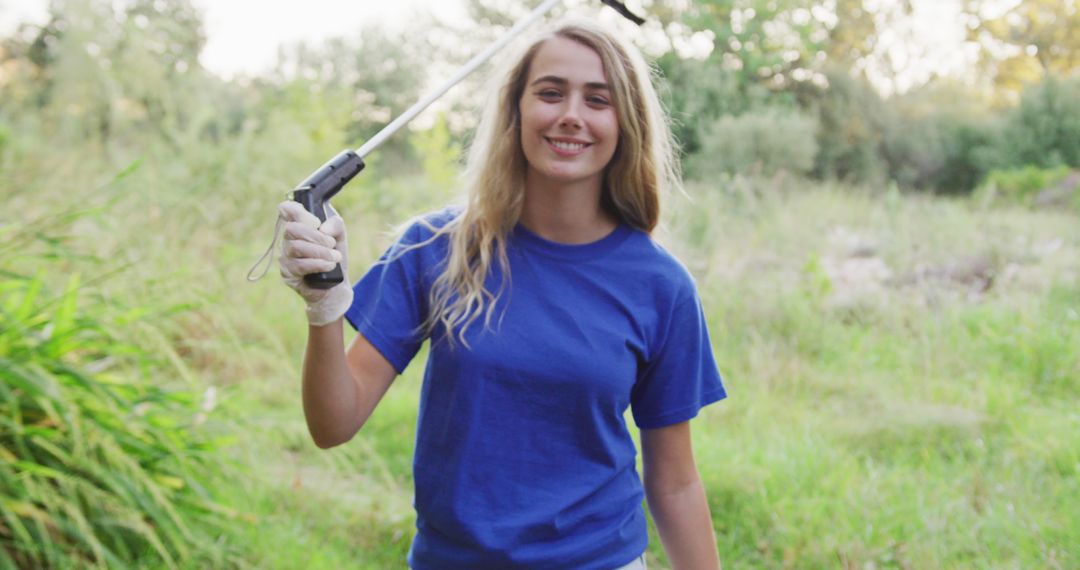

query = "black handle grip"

[291,149,365,289]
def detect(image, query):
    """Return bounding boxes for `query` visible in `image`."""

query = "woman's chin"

[532,165,603,187]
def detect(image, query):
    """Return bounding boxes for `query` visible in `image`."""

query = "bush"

[882,81,1001,193]
[656,54,758,159]
[999,74,1080,169]
[797,67,891,185]
[974,164,1073,206]
[684,106,818,179]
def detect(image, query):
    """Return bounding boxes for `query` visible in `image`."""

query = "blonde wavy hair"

[420,18,681,346]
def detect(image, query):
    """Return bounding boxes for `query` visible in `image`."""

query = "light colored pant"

[611,554,646,570]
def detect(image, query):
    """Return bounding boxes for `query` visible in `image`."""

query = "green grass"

[3,120,1078,568]
[658,178,1080,569]
[0,266,238,568]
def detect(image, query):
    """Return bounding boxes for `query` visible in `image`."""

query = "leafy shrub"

[882,81,1001,193]
[934,118,1003,194]
[999,74,1080,169]
[656,54,756,159]
[798,67,891,185]
[685,106,818,179]
[975,164,1072,205]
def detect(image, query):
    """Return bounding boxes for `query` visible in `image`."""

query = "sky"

[0,0,973,92]
[192,0,469,78]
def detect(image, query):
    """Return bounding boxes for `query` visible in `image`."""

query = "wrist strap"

[246,211,286,282]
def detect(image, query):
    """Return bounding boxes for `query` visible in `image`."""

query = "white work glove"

[277,200,354,326]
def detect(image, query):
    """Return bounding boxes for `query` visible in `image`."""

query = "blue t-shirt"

[344,208,726,570]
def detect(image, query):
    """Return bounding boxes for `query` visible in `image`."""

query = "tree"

[263,24,431,170]
[794,64,891,185]
[1000,75,1080,168]
[962,0,1080,97]
[6,0,214,146]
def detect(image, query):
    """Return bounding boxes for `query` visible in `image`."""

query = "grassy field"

[4,135,1078,568]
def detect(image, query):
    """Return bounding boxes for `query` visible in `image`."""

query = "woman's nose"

[558,96,584,129]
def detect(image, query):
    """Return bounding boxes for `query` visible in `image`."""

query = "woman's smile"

[545,136,593,156]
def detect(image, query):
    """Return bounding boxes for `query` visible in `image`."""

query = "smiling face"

[518,36,619,192]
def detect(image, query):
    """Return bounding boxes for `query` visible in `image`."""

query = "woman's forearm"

[302,318,361,448]
[646,478,721,570]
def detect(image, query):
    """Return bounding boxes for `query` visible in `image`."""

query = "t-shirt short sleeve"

[630,286,726,429]
[343,220,443,374]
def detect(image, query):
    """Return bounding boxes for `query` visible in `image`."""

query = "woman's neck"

[519,174,618,244]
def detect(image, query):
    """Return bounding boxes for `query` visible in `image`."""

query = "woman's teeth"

[549,139,587,151]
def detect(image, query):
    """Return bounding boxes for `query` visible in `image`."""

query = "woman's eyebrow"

[530,75,610,90]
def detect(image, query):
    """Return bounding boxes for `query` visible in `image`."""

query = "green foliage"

[676,0,843,91]
[0,278,233,568]
[266,28,430,169]
[3,0,214,146]
[656,55,751,157]
[656,2,1080,193]
[976,164,1073,205]
[799,67,890,185]
[0,169,237,568]
[801,252,833,300]
[874,74,1080,194]
[1000,75,1080,169]
[684,106,818,178]
[411,115,463,190]
[882,81,1001,193]
[962,0,1080,96]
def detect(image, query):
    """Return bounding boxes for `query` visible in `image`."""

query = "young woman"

[277,19,726,570]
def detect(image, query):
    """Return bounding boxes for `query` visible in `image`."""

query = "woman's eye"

[588,96,611,106]
[538,90,561,99]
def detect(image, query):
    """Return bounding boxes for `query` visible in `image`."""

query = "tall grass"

[0,179,239,568]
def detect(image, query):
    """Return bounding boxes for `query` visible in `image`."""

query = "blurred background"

[1,0,1077,568]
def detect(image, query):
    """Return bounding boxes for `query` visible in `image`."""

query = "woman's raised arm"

[278,200,397,448]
